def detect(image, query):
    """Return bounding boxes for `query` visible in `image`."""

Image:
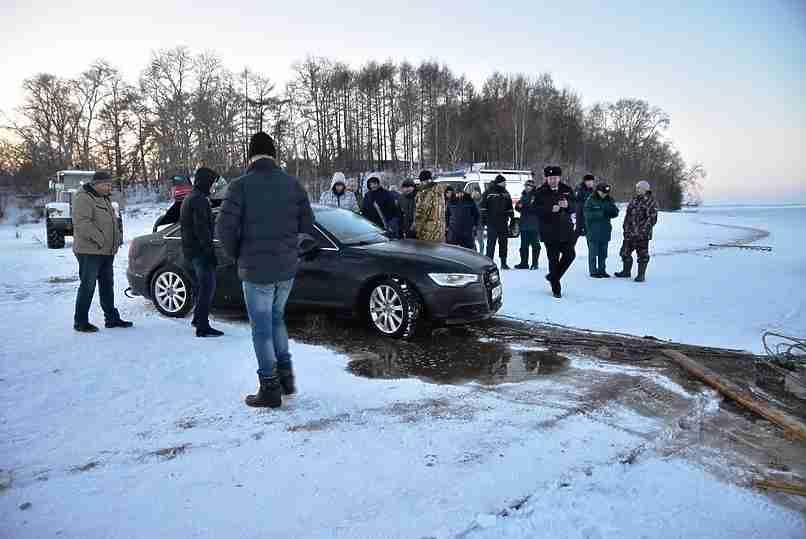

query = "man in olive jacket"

[216,132,314,409]
[72,171,132,332]
[583,183,619,277]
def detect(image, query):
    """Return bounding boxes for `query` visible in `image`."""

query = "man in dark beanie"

[535,166,577,298]
[398,179,417,239]
[180,167,223,337]
[574,173,596,238]
[216,132,314,408]
[480,175,514,269]
[72,171,132,332]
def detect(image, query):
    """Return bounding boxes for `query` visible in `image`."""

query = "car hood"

[351,240,495,272]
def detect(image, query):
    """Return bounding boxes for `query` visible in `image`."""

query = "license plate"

[491,284,502,301]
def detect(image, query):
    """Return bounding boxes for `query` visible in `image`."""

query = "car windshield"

[314,207,388,245]
[436,180,467,192]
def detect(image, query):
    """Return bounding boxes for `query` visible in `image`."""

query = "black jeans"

[191,257,217,329]
[485,224,509,264]
[519,230,541,266]
[544,241,576,282]
[74,254,119,325]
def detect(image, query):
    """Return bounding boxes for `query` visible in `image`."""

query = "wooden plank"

[753,478,806,497]
[662,349,806,443]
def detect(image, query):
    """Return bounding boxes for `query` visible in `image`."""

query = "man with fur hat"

[72,171,132,332]
[481,175,514,269]
[319,172,358,212]
[535,166,577,298]
[216,132,314,408]
[615,180,658,282]
[414,170,447,242]
[180,167,224,337]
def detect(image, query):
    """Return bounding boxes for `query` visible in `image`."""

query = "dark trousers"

[191,257,217,329]
[486,225,508,264]
[448,233,475,249]
[620,238,650,264]
[545,241,576,282]
[519,230,541,266]
[74,254,118,325]
[587,239,609,274]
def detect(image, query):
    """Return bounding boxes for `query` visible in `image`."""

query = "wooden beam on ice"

[662,349,806,443]
[752,478,806,497]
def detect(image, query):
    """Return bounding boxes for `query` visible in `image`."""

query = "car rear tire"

[151,266,195,317]
[366,278,422,339]
[46,225,65,249]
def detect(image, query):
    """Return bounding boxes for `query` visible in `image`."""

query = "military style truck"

[45,170,122,249]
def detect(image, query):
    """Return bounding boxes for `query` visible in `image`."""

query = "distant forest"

[0,47,705,208]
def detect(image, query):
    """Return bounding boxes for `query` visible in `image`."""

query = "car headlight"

[428,273,479,287]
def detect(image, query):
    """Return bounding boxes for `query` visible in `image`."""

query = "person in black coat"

[398,179,417,239]
[361,177,400,230]
[535,166,577,298]
[480,175,514,269]
[514,178,541,269]
[446,190,480,249]
[574,174,596,237]
[180,167,223,337]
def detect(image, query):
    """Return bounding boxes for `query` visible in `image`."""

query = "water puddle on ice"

[282,314,569,385]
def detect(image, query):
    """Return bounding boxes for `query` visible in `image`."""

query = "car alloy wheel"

[366,278,422,338]
[152,269,193,316]
[369,284,405,335]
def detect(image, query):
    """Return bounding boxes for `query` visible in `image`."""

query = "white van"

[460,169,533,237]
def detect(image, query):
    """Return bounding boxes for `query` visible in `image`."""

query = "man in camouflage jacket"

[615,180,659,282]
[414,170,447,242]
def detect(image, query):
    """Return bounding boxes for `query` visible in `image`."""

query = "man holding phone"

[535,166,577,298]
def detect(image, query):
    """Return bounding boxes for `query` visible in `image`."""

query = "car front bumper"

[126,269,149,298]
[421,269,502,324]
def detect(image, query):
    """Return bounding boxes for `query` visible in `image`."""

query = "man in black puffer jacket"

[535,166,577,298]
[180,167,223,338]
[216,132,315,409]
[446,190,480,249]
[480,175,514,269]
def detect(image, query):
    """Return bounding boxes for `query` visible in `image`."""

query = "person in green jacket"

[583,183,619,278]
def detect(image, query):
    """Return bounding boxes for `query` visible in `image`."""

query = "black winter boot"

[501,262,510,270]
[74,322,99,333]
[196,326,224,337]
[635,261,648,282]
[614,258,633,278]
[245,376,282,408]
[278,366,296,396]
[105,318,133,328]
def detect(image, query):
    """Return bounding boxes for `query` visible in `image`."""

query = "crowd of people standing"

[319,166,659,298]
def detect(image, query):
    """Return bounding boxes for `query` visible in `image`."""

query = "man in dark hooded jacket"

[446,190,480,249]
[480,175,514,269]
[398,179,417,239]
[180,167,223,337]
[535,166,576,298]
[361,176,399,230]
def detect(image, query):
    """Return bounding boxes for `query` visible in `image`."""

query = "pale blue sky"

[1,0,804,203]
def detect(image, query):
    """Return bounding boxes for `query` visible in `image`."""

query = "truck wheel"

[46,226,65,249]
[366,278,422,339]
[151,266,195,317]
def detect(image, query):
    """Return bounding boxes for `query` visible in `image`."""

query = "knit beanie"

[248,132,276,159]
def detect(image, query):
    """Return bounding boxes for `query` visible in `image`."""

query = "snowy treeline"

[1,48,703,208]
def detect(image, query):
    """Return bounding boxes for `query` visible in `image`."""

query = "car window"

[314,207,388,245]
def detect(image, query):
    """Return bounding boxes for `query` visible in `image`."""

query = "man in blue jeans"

[216,132,314,408]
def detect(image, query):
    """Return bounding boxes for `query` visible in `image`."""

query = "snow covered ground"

[499,205,806,354]
[1,204,804,538]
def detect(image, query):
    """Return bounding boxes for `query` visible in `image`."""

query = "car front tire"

[151,266,195,317]
[366,278,422,339]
